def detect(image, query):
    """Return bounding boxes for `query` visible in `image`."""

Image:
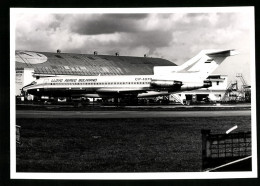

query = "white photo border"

[10,7,257,179]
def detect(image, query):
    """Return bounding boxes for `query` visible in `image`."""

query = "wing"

[96,88,147,94]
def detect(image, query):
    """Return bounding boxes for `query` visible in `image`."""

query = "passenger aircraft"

[22,49,238,99]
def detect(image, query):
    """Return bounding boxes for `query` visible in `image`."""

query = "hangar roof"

[15,51,176,76]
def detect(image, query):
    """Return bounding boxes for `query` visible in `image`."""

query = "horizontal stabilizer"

[206,49,239,57]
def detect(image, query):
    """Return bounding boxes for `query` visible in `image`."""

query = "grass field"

[16,116,251,172]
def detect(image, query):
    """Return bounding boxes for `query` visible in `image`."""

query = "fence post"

[201,129,211,169]
[16,125,21,144]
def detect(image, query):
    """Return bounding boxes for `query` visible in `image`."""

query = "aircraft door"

[43,78,49,89]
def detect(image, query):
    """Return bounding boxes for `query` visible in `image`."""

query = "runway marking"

[16,110,251,118]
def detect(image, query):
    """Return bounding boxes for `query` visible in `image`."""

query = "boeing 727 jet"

[22,49,238,99]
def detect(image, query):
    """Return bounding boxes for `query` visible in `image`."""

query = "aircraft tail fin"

[154,49,238,80]
[183,49,238,72]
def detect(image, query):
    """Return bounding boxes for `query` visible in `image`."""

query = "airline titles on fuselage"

[50,77,152,83]
[51,78,98,83]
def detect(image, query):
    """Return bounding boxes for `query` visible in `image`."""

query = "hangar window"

[20,52,33,56]
[55,55,63,58]
[50,65,58,70]
[72,56,80,59]
[80,66,87,70]
[88,56,95,60]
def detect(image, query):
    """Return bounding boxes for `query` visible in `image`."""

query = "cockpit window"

[31,81,37,85]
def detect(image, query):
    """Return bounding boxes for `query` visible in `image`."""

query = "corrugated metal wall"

[15,51,176,76]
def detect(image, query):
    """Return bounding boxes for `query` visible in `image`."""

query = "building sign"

[16,72,23,86]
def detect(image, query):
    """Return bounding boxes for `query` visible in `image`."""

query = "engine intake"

[203,80,212,88]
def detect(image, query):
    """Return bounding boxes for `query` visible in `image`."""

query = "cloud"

[69,14,148,35]
[15,11,252,82]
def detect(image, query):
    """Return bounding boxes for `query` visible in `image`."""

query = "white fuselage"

[22,74,207,98]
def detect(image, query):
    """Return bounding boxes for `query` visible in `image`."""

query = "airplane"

[21,49,238,101]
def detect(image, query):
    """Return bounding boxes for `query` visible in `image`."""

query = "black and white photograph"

[10,7,256,179]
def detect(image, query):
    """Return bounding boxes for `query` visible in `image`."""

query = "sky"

[14,8,254,85]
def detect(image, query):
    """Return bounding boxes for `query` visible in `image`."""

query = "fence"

[201,129,251,170]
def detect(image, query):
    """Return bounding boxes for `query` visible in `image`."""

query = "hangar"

[15,50,176,96]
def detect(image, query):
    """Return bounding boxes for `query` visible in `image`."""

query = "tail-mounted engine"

[151,79,212,92]
[150,79,183,90]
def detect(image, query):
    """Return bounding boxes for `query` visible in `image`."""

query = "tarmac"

[16,109,251,119]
